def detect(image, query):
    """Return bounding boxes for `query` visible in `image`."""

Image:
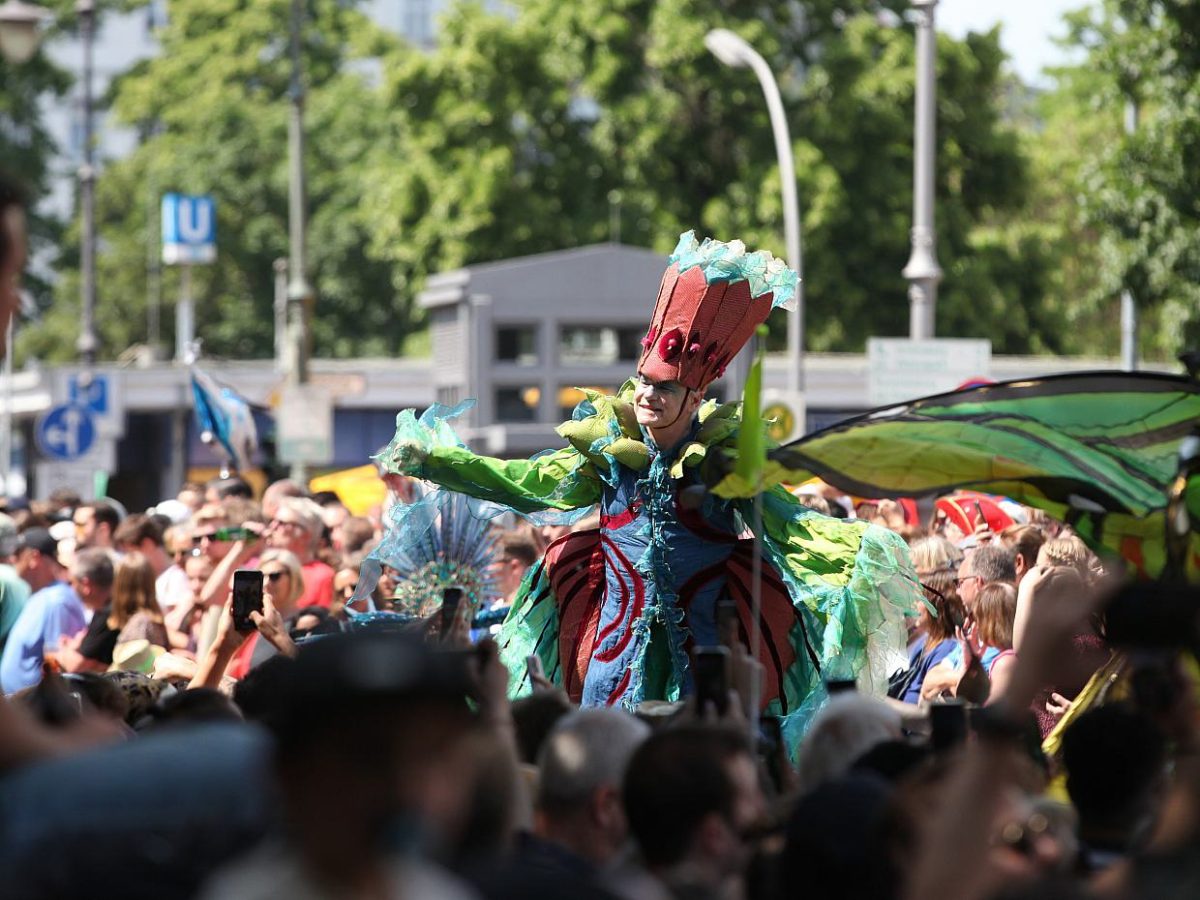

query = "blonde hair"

[259,548,305,606]
[1038,535,1092,581]
[108,551,162,630]
[908,535,961,577]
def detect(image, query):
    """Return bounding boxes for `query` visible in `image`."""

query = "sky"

[936,0,1098,87]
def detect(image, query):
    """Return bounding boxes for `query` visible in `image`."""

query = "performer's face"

[633,372,698,429]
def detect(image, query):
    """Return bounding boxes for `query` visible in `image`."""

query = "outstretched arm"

[380,426,602,515]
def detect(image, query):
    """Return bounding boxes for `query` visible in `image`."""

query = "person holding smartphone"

[224,550,306,679]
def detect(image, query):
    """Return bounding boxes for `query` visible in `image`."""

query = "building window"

[558,385,617,419]
[496,386,541,423]
[560,325,645,365]
[496,326,538,365]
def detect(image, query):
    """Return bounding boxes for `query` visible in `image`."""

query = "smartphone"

[232,569,264,633]
[693,645,730,716]
[526,653,546,682]
[441,586,463,634]
[973,500,988,530]
[930,700,969,752]
[716,598,739,648]
[826,678,857,695]
[215,526,250,542]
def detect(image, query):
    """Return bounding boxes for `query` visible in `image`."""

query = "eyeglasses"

[954,574,982,588]
[264,571,287,582]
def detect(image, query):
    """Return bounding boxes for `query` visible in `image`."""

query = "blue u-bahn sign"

[162,193,216,265]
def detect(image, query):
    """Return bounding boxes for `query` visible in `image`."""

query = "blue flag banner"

[190,367,258,472]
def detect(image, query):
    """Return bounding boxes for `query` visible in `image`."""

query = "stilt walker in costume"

[373,232,919,739]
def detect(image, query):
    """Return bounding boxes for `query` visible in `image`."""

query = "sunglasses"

[264,571,287,582]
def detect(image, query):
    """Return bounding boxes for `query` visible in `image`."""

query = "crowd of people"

[0,475,1194,900]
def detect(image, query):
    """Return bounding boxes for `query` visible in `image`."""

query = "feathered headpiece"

[637,231,798,390]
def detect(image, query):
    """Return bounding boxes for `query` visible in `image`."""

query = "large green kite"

[712,372,1200,581]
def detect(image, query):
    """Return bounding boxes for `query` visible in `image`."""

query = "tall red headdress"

[638,232,798,391]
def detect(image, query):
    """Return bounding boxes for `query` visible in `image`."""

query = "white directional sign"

[276,384,334,466]
[867,338,992,407]
[36,404,97,462]
[162,193,217,265]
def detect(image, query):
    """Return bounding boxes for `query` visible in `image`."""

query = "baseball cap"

[16,527,59,558]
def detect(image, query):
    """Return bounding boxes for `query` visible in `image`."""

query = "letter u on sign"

[177,197,213,243]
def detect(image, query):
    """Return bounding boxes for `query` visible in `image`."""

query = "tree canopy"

[10,0,1196,363]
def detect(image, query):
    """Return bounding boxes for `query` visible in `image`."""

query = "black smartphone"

[232,569,264,633]
[716,598,739,648]
[826,678,857,695]
[441,586,463,634]
[930,700,969,752]
[693,645,730,716]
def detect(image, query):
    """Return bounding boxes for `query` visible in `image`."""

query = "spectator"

[54,549,119,673]
[72,501,121,551]
[332,561,361,616]
[266,497,334,609]
[311,492,350,532]
[200,633,478,899]
[110,551,171,652]
[0,532,81,692]
[619,725,766,900]
[889,569,963,705]
[0,514,32,651]
[921,543,1016,700]
[795,694,902,793]
[957,543,1016,612]
[782,774,897,900]
[261,478,306,520]
[1037,535,1095,582]
[1062,703,1168,875]
[1000,524,1045,583]
[12,527,62,596]
[176,481,207,512]
[907,534,962,578]
[490,536,538,606]
[207,476,254,502]
[511,690,573,766]
[1014,566,1109,737]
[157,523,195,613]
[227,549,306,679]
[967,582,1018,702]
[526,708,650,876]
[192,504,234,564]
[333,515,375,556]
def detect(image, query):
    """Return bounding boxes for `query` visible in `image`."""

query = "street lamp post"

[285,0,313,482]
[0,1,49,64]
[76,0,97,367]
[704,28,804,395]
[1120,98,1139,371]
[903,0,942,340]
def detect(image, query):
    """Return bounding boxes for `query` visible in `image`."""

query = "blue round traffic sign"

[36,403,97,462]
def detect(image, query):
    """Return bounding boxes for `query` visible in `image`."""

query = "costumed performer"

[373,232,919,738]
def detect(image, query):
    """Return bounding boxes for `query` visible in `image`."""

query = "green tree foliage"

[19,0,402,362]
[28,0,1054,360]
[1055,0,1200,358]
[363,0,1047,353]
